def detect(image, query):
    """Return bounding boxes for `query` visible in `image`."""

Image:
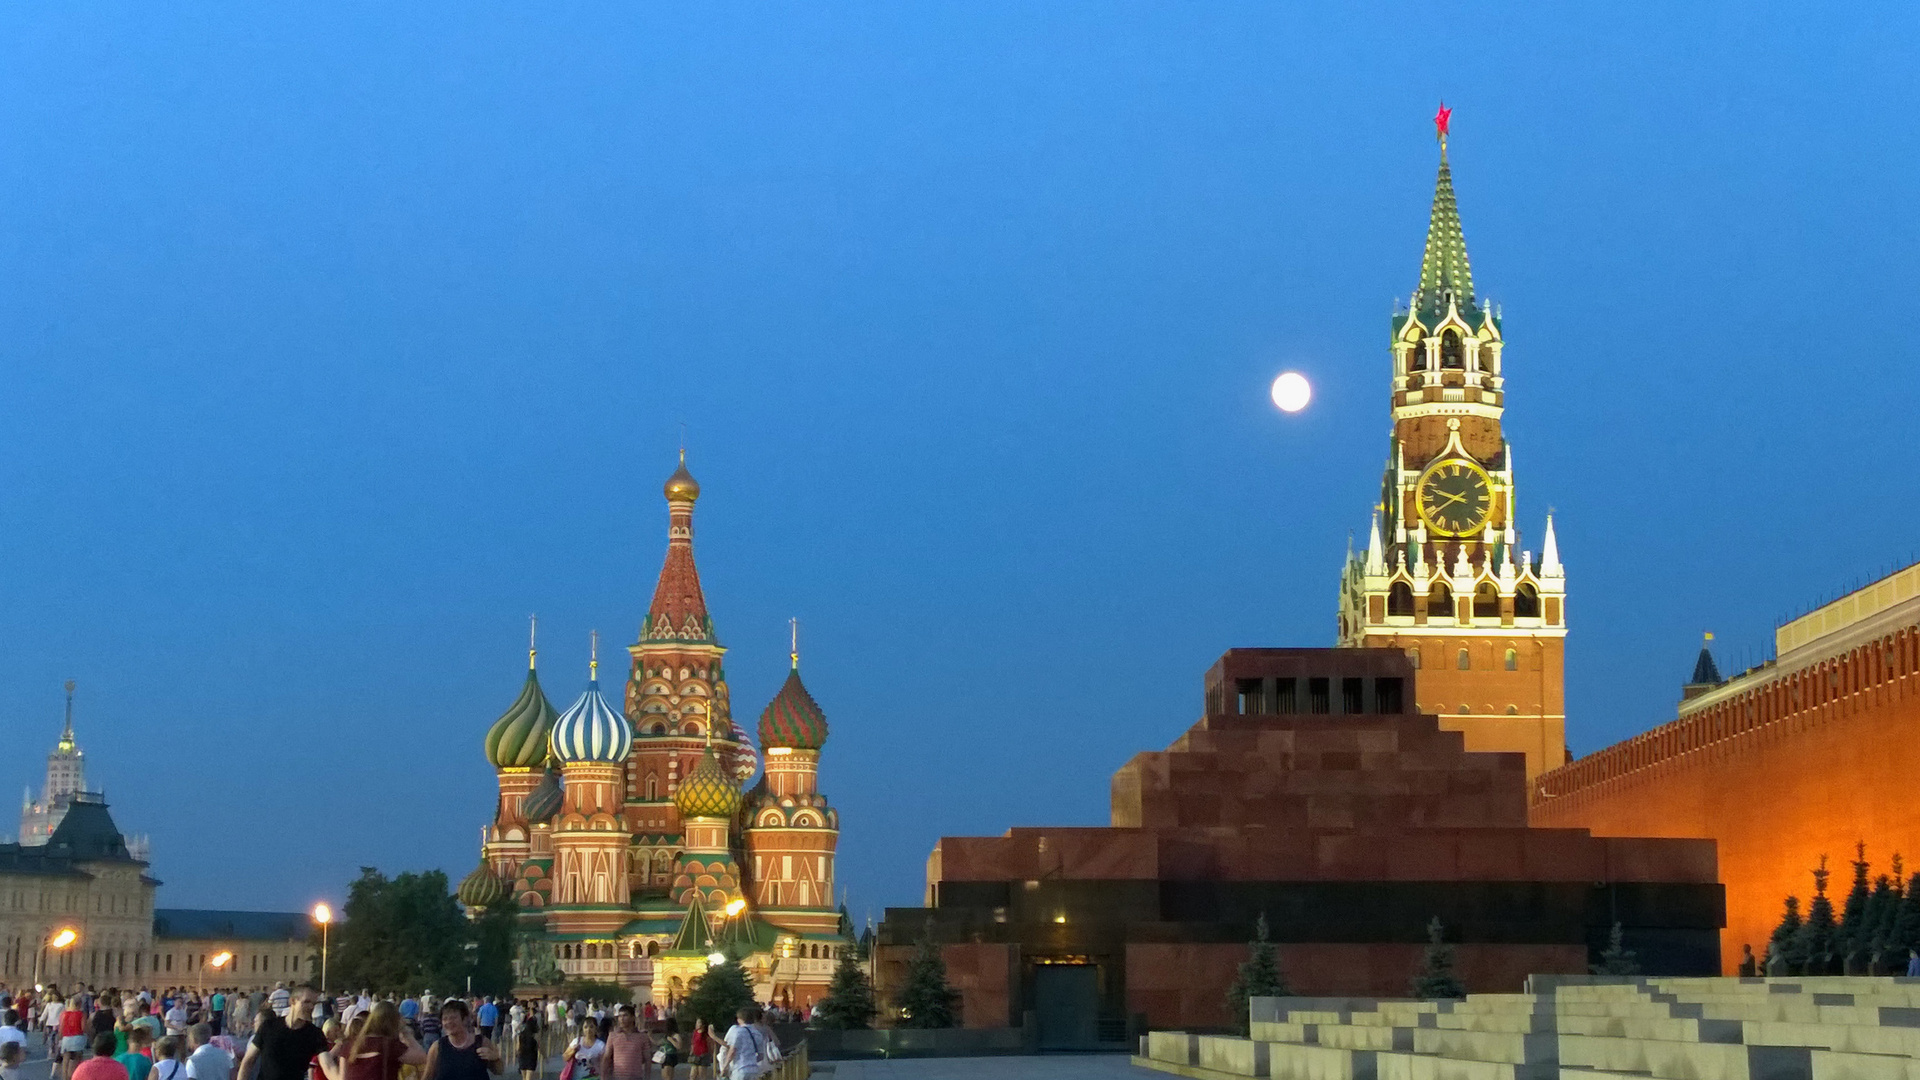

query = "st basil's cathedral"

[455,455,846,1007]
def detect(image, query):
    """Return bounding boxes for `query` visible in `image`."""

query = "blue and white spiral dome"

[549,667,633,764]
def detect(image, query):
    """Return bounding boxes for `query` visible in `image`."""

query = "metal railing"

[765,1040,809,1080]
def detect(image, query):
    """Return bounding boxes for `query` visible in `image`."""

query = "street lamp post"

[312,904,333,998]
[32,927,78,990]
[202,951,232,996]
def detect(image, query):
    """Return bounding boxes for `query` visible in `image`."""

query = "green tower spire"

[1414,111,1476,319]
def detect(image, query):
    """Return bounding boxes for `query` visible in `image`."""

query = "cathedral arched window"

[1408,647,1421,670]
[1504,648,1518,671]
[1387,582,1414,617]
[1514,584,1540,618]
[1441,330,1464,369]
[684,721,702,738]
[1407,343,1426,372]
[1456,649,1471,670]
[1428,582,1452,616]
[1473,582,1500,619]
[646,774,659,801]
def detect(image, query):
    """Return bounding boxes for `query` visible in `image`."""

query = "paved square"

[820,1054,1162,1080]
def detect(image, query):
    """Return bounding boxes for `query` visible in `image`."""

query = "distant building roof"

[46,798,140,862]
[1,795,152,881]
[1688,646,1723,687]
[153,909,310,942]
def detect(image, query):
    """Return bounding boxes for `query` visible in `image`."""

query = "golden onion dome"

[664,453,700,503]
[674,745,740,819]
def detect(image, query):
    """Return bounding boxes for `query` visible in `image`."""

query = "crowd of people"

[0,985,792,1080]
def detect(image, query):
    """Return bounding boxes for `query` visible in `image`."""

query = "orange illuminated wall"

[1532,622,1920,970]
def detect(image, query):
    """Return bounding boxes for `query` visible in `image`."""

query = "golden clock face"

[1416,459,1493,536]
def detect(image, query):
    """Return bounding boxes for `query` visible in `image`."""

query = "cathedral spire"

[645,453,716,644]
[1415,104,1476,318]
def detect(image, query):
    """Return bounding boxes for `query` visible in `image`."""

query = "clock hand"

[1428,489,1468,508]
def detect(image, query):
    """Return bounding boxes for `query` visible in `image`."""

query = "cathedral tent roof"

[666,893,717,955]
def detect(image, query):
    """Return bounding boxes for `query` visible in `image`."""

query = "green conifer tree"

[1769,896,1804,974]
[1894,872,1920,964]
[1591,922,1640,977]
[894,925,959,1029]
[811,952,879,1030]
[1799,855,1838,975]
[1225,913,1290,1035]
[1411,917,1466,1000]
[1840,842,1873,973]
[682,957,757,1030]
[1865,874,1898,973]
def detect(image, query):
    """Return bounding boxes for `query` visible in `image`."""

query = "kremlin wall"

[1532,561,1920,972]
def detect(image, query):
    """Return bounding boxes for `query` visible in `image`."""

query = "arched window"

[650,722,666,735]
[683,721,702,737]
[1457,648,1471,671]
[1408,647,1422,670]
[1429,582,1452,616]
[1441,330,1464,369]
[1387,582,1415,616]
[1473,583,1500,619]
[646,774,659,801]
[1458,704,1472,714]
[1505,705,1518,715]
[1408,342,1427,371]
[1504,648,1518,671]
[647,940,660,957]
[1514,584,1540,618]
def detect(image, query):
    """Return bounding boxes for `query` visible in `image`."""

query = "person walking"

[74,1034,130,1080]
[153,1037,188,1080]
[237,990,328,1080]
[559,1020,600,1080]
[186,1024,233,1080]
[318,1002,424,1080]
[597,1008,648,1080]
[712,1011,768,1080]
[419,1001,499,1080]
[59,995,91,1080]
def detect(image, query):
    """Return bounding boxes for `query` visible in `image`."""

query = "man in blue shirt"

[398,995,419,1037]
[476,999,499,1042]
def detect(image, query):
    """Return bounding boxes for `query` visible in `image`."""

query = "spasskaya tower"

[1337,107,1568,783]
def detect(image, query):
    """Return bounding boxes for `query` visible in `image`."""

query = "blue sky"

[2,2,1916,917]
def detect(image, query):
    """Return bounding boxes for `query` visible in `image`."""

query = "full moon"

[1271,371,1312,413]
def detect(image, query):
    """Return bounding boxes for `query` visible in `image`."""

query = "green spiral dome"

[485,667,561,769]
[457,860,509,909]
[674,745,741,819]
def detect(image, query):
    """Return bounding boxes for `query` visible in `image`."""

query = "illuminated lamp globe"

[1270,371,1312,413]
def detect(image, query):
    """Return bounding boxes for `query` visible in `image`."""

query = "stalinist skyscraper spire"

[20,679,90,845]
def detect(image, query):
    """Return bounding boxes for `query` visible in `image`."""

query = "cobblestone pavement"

[819,1053,1164,1079]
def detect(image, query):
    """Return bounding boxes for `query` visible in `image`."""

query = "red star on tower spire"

[1434,102,1452,142]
